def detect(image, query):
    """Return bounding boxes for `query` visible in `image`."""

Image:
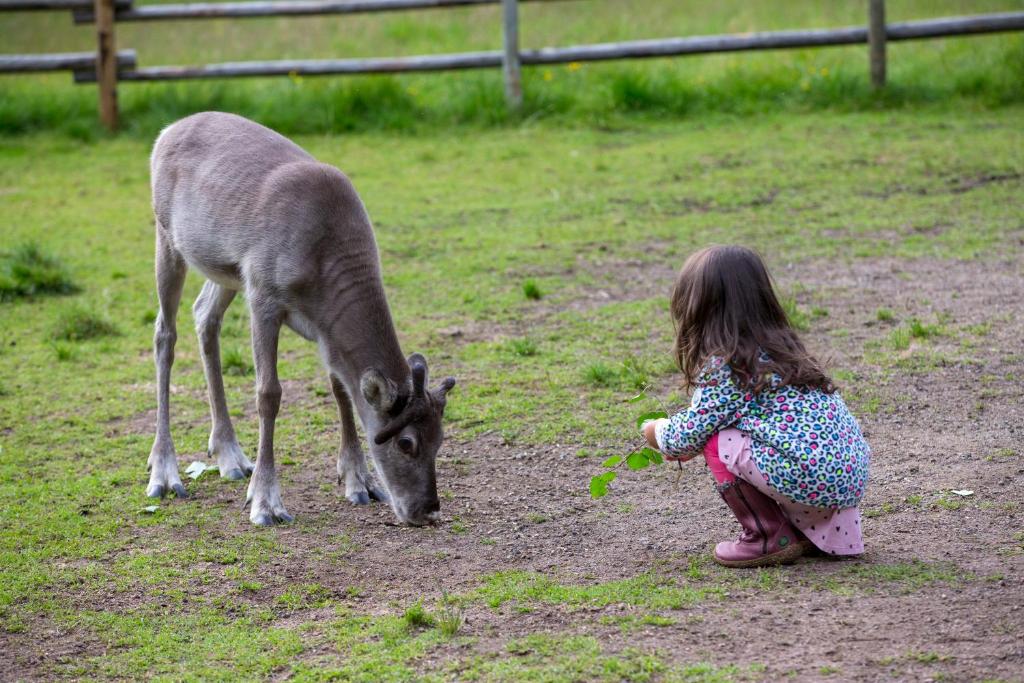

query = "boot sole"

[713,541,805,569]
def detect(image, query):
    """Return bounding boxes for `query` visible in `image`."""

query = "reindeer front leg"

[330,375,389,505]
[245,301,292,526]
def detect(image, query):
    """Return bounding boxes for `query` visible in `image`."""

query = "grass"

[522,279,543,300]
[0,84,1021,677]
[0,243,77,301]
[839,560,966,592]
[781,296,812,332]
[889,327,912,351]
[456,634,738,682]
[435,591,464,638]
[402,601,435,629]
[275,583,333,610]
[49,304,119,341]
[908,318,943,339]
[506,337,539,357]
[470,571,719,610]
[1,1,1024,139]
[585,361,620,387]
[222,346,254,376]
[584,356,659,392]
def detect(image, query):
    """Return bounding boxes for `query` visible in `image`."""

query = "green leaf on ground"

[184,461,218,480]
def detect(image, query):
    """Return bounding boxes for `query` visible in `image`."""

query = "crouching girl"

[642,245,870,567]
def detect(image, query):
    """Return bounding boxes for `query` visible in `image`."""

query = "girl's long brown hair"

[671,245,834,394]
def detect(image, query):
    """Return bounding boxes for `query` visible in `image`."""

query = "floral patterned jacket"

[654,357,870,509]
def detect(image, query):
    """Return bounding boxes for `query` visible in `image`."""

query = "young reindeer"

[147,111,455,527]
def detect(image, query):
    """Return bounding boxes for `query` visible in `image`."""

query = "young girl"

[642,245,870,568]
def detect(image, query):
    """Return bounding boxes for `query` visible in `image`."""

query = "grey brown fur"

[147,111,455,527]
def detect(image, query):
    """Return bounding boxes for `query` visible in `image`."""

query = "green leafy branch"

[589,385,680,499]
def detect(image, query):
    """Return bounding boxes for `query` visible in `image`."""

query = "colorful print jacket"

[654,357,869,509]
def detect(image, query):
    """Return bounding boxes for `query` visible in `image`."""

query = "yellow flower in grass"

[543,69,554,81]
[820,67,829,77]
[568,62,582,72]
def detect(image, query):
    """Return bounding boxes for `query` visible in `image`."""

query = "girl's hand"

[640,419,667,450]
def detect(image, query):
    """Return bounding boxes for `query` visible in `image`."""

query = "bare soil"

[6,254,1023,682]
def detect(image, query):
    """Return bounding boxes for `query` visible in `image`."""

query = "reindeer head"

[360,353,456,526]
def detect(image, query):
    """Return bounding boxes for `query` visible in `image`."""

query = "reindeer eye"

[397,435,416,454]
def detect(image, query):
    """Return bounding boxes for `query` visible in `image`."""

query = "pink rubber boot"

[714,479,804,568]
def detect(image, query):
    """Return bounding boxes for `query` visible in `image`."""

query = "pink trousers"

[704,429,864,556]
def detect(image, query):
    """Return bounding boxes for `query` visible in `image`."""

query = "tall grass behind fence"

[1,0,1023,138]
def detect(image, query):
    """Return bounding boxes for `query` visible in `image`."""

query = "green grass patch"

[402,601,435,629]
[49,304,119,342]
[889,327,912,351]
[275,583,333,610]
[838,560,967,592]
[781,296,811,331]
[506,337,539,357]
[522,279,543,300]
[0,243,78,302]
[63,608,304,680]
[471,571,717,611]
[908,318,944,339]
[599,613,678,632]
[222,346,254,376]
[457,633,738,683]
[583,356,659,392]
[435,592,464,638]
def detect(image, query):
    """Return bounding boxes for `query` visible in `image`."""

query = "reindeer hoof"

[251,509,293,526]
[146,484,166,499]
[171,483,189,498]
[347,491,371,505]
[368,486,390,504]
[251,512,274,527]
[222,468,245,481]
[276,510,294,524]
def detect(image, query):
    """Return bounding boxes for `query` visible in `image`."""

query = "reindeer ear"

[438,377,456,396]
[360,368,398,413]
[408,353,428,396]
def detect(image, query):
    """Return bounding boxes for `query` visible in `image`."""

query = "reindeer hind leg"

[193,281,253,480]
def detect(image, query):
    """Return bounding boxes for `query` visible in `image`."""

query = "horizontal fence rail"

[70,0,564,23]
[2,0,1024,129]
[74,51,501,81]
[0,49,134,72]
[66,11,1024,83]
[0,0,127,9]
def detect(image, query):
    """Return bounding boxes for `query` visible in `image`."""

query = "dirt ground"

[4,253,1023,682]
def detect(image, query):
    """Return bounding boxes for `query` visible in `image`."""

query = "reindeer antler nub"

[409,353,427,396]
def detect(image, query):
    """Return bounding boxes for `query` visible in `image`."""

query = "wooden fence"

[2,0,1023,130]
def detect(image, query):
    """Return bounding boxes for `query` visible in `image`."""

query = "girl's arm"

[646,359,747,460]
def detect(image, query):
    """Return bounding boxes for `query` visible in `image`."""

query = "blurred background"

[2,0,1023,139]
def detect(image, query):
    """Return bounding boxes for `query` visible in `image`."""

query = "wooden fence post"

[501,0,522,110]
[94,0,119,129]
[869,0,886,88]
